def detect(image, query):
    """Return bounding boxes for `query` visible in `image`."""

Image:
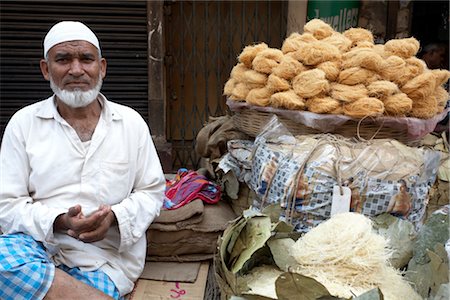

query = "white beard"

[50,75,103,108]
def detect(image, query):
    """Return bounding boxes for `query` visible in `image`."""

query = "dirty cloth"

[195,115,249,160]
[164,168,221,209]
[151,200,204,231]
[147,200,237,261]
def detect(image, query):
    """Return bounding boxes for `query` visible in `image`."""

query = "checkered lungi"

[0,233,121,300]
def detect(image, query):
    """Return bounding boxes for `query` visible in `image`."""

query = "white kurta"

[0,94,165,296]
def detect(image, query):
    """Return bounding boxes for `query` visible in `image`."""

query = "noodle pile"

[290,213,421,299]
[224,18,450,119]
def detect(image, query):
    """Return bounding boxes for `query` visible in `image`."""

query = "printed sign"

[307,0,360,32]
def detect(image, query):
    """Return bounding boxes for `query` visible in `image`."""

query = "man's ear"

[100,58,107,79]
[40,59,50,81]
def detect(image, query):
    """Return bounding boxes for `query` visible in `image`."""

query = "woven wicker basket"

[232,108,420,146]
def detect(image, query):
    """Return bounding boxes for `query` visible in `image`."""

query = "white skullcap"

[43,21,100,57]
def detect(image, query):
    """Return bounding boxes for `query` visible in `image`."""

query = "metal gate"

[164,1,288,171]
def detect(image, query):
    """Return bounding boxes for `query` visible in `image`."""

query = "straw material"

[316,60,341,82]
[306,96,341,114]
[232,108,420,145]
[290,41,341,66]
[331,83,369,103]
[343,97,385,118]
[303,18,334,40]
[266,74,291,92]
[270,90,306,110]
[342,27,374,46]
[292,69,330,98]
[401,71,437,100]
[383,93,413,116]
[384,37,420,58]
[322,33,352,53]
[238,42,269,68]
[367,80,400,99]
[246,87,273,107]
[252,48,284,74]
[338,67,378,85]
[272,54,307,80]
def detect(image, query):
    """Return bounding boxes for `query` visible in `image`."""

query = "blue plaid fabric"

[0,233,121,300]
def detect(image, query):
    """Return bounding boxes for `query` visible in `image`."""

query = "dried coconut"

[338,67,378,85]
[431,69,450,86]
[392,57,427,86]
[270,90,306,110]
[434,86,450,107]
[342,48,385,72]
[243,69,268,85]
[343,97,385,118]
[322,32,352,53]
[223,78,236,96]
[384,37,420,58]
[401,71,437,100]
[232,82,251,100]
[292,69,330,98]
[266,74,291,92]
[238,42,269,68]
[331,83,368,102]
[290,213,421,300]
[316,60,341,82]
[330,104,344,115]
[373,44,387,58]
[410,95,438,119]
[252,48,284,74]
[367,80,400,99]
[290,41,341,66]
[230,63,249,82]
[281,32,317,54]
[303,18,334,40]
[353,40,374,48]
[306,96,341,114]
[383,93,413,116]
[405,56,427,71]
[246,87,273,107]
[342,27,374,46]
[380,55,407,82]
[272,54,307,80]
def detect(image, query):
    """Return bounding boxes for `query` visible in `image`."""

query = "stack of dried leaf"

[224,18,450,119]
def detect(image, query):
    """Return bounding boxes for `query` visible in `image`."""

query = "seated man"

[0,21,165,299]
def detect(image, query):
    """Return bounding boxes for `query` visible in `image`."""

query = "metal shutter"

[0,0,148,137]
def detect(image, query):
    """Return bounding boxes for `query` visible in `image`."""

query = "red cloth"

[164,168,221,209]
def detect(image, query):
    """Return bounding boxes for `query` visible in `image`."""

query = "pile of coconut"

[224,19,450,119]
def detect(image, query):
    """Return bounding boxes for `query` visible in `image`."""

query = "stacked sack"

[224,19,450,119]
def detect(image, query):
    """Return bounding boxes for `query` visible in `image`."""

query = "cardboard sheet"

[140,261,201,282]
[130,262,209,300]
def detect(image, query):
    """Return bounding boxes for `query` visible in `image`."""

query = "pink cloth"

[164,168,221,209]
